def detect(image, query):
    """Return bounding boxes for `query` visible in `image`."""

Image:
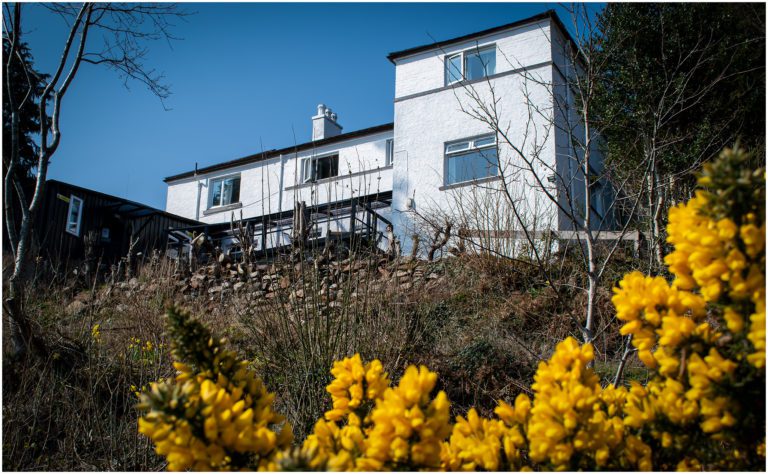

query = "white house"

[164,10,613,256]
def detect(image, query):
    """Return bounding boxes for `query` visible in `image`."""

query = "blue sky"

[19,2,595,210]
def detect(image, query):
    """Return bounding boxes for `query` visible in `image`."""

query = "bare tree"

[423,5,646,347]
[3,3,186,358]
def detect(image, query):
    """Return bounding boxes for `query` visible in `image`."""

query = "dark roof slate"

[386,10,574,63]
[164,122,394,183]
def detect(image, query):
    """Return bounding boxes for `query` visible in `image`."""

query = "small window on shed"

[66,195,84,237]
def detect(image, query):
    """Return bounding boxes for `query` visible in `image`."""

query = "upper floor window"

[210,175,240,208]
[445,133,499,186]
[385,139,394,166]
[65,195,83,236]
[302,153,339,183]
[445,45,496,85]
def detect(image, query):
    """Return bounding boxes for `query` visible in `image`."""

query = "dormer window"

[209,175,240,208]
[445,45,496,85]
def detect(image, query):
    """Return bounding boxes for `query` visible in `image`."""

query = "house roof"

[164,122,394,183]
[386,9,576,63]
[48,179,199,224]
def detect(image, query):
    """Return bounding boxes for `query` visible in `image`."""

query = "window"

[66,195,83,236]
[445,53,462,84]
[465,46,496,80]
[445,134,499,186]
[445,45,496,85]
[302,154,339,183]
[209,175,241,208]
[385,139,394,166]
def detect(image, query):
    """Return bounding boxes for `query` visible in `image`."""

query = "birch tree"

[3,3,185,358]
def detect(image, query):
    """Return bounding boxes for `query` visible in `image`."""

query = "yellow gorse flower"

[365,364,451,469]
[285,355,450,471]
[441,408,507,471]
[325,353,389,422]
[525,337,650,471]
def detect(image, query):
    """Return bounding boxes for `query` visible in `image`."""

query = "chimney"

[312,103,343,141]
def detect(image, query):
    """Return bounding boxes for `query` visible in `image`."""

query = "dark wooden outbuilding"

[34,180,198,266]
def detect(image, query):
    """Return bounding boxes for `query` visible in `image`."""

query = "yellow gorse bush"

[138,147,765,470]
[136,307,293,471]
[608,147,766,469]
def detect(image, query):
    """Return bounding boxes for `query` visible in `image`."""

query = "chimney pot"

[312,103,342,141]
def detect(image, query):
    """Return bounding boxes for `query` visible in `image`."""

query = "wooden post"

[349,198,357,248]
[260,218,267,258]
[372,211,378,244]
[365,208,371,241]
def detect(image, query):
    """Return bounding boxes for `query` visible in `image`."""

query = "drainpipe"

[194,162,202,221]
[278,154,285,215]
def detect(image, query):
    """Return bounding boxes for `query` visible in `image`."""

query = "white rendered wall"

[280,131,393,211]
[391,20,561,255]
[165,130,393,225]
[394,20,554,100]
[165,158,283,225]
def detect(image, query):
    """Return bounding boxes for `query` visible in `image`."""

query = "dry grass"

[3,246,635,470]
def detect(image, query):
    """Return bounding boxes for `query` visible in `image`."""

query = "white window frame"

[208,174,241,208]
[385,139,394,166]
[445,44,496,85]
[445,52,463,85]
[302,153,339,183]
[444,133,499,186]
[65,195,84,237]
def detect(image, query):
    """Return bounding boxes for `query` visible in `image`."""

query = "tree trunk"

[613,335,634,387]
[6,223,47,360]
[652,167,665,269]
[645,150,658,272]
[6,279,28,358]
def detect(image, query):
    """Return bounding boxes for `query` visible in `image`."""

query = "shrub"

[138,147,764,470]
